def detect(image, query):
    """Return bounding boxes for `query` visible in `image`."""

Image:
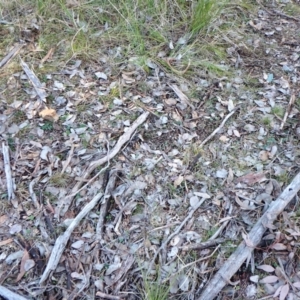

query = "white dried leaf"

[71,240,84,249]
[174,175,184,187]
[250,275,259,283]
[24,259,35,271]
[9,224,22,234]
[219,135,229,142]
[8,123,19,134]
[271,243,287,250]
[105,263,121,275]
[6,250,24,264]
[71,272,85,280]
[244,124,256,132]
[293,281,300,288]
[168,247,178,259]
[194,192,211,199]
[279,284,289,300]
[54,81,65,90]
[178,274,189,291]
[242,232,254,247]
[260,275,279,284]
[190,196,199,209]
[146,59,157,69]
[245,284,257,297]
[233,129,240,137]
[170,236,181,246]
[216,169,228,178]
[257,265,275,273]
[170,279,178,293]
[228,99,234,112]
[82,232,93,238]
[114,98,123,105]
[40,146,52,161]
[75,127,87,134]
[93,263,104,271]
[274,285,283,298]
[123,119,131,126]
[95,72,107,80]
[259,150,269,161]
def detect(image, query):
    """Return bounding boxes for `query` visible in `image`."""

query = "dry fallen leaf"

[259,275,279,284]
[39,108,59,122]
[279,284,289,300]
[236,172,266,185]
[174,175,184,187]
[16,250,30,282]
[270,243,287,251]
[257,265,275,273]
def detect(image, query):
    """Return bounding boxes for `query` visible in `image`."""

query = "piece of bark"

[0,43,24,69]
[2,143,16,204]
[0,285,28,300]
[197,172,300,300]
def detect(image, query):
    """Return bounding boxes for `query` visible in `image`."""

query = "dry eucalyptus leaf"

[279,284,289,300]
[257,265,275,273]
[270,243,287,251]
[39,108,59,122]
[236,172,266,185]
[260,275,279,284]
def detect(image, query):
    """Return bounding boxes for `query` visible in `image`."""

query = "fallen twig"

[163,245,221,284]
[95,291,122,300]
[208,204,233,241]
[147,197,207,275]
[28,177,41,209]
[197,171,300,300]
[96,170,118,242]
[61,143,75,175]
[0,285,28,300]
[280,94,295,130]
[39,190,104,284]
[60,112,149,215]
[20,59,48,102]
[2,142,16,205]
[179,238,226,251]
[188,108,239,169]
[200,106,239,147]
[0,43,24,69]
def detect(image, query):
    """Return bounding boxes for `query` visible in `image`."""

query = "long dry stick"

[39,191,104,284]
[147,197,207,275]
[200,106,239,147]
[280,94,295,130]
[0,285,28,300]
[2,142,15,203]
[60,112,149,215]
[197,171,300,300]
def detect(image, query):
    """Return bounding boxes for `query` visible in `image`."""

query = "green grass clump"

[143,278,169,300]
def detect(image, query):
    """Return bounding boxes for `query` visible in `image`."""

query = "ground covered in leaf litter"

[1,1,300,300]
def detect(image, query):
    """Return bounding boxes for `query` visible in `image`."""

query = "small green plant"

[190,0,225,35]
[40,121,53,131]
[49,173,70,188]
[28,215,35,221]
[7,137,16,151]
[271,106,284,118]
[262,116,271,127]
[142,277,169,300]
[12,110,27,123]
